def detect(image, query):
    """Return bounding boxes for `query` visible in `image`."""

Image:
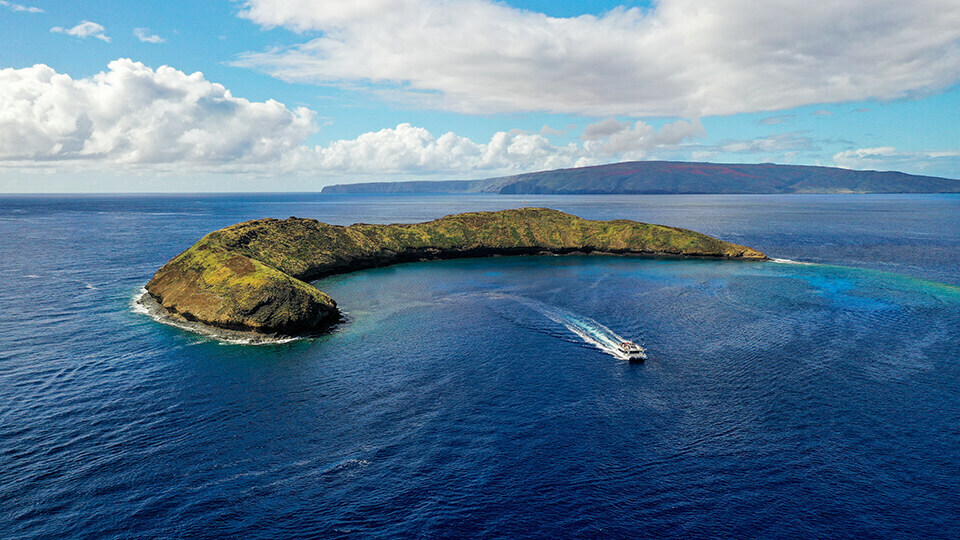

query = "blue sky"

[1,0,959,192]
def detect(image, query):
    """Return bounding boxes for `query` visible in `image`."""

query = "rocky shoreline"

[133,288,318,344]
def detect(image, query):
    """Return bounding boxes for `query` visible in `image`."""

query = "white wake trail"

[770,257,814,265]
[488,293,637,360]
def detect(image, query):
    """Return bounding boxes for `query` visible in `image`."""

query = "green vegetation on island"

[145,208,767,336]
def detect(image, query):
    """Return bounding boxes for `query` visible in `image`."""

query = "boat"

[618,341,647,362]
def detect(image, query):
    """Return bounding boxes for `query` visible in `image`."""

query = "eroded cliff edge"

[145,208,767,336]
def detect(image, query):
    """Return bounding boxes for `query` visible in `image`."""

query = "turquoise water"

[2,194,960,537]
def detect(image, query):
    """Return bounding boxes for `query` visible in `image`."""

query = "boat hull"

[618,341,646,362]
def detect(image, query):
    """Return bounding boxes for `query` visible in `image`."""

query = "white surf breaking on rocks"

[770,258,814,265]
[131,288,302,345]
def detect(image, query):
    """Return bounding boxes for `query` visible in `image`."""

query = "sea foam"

[131,288,302,345]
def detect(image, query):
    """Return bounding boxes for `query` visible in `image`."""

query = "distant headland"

[321,161,960,195]
[143,208,766,339]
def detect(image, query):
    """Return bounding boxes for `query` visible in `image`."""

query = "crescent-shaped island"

[143,208,767,338]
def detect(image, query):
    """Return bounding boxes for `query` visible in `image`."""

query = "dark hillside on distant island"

[321,161,960,195]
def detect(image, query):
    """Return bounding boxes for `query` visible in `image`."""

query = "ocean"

[2,193,959,538]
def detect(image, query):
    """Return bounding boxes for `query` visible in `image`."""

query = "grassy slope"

[217,208,763,277]
[146,236,339,333]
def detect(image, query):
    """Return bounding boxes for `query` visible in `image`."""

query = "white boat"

[618,341,647,362]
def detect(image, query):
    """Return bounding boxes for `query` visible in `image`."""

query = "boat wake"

[484,293,642,361]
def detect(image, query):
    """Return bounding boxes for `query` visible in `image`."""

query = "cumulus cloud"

[0,60,314,166]
[834,147,960,177]
[581,118,704,154]
[134,28,165,44]
[581,118,631,141]
[286,123,593,174]
[287,119,704,175]
[51,21,111,43]
[0,1,43,13]
[236,0,960,117]
[0,60,717,177]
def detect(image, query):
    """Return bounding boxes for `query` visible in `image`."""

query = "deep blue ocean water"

[1,193,959,538]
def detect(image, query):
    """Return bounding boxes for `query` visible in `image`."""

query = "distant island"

[143,208,766,338]
[321,161,960,195]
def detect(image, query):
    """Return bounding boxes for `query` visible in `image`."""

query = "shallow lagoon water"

[2,193,960,537]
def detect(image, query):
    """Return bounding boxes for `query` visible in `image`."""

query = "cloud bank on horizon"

[0,60,717,175]
[1,0,960,188]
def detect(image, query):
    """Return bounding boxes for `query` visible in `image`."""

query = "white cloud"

[236,0,960,117]
[688,132,817,163]
[0,60,314,166]
[288,117,707,175]
[835,147,899,163]
[286,123,594,175]
[0,1,43,13]
[581,118,631,141]
[134,28,165,44]
[834,147,960,177]
[581,118,704,154]
[0,60,714,178]
[51,21,112,43]
[719,133,815,154]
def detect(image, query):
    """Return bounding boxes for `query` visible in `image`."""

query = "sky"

[1,0,959,192]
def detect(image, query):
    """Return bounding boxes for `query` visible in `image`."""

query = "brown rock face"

[145,208,767,336]
[145,239,339,334]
